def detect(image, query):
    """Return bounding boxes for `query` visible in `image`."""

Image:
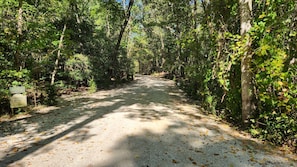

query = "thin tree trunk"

[240,0,253,126]
[125,21,132,55]
[193,0,197,29]
[15,0,23,70]
[106,14,111,37]
[112,0,134,79]
[160,32,165,70]
[115,0,134,54]
[17,0,23,38]
[51,24,67,85]
[73,3,83,49]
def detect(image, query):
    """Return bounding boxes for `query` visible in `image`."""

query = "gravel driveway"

[0,75,296,167]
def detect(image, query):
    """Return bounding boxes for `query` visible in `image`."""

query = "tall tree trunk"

[192,0,197,29]
[106,14,111,37]
[112,0,134,79]
[15,0,23,70]
[240,0,253,126]
[72,2,83,49]
[51,24,67,85]
[159,32,165,70]
[115,0,134,56]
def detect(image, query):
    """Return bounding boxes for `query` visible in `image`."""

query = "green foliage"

[135,0,296,151]
[65,54,91,84]
[0,0,295,152]
[0,69,31,89]
[0,0,134,115]
[247,0,297,149]
[45,84,58,106]
[88,77,97,93]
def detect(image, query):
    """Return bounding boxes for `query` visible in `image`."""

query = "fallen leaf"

[249,157,255,162]
[259,158,267,164]
[195,149,203,153]
[216,135,225,141]
[34,137,41,142]
[12,147,19,153]
[172,159,178,164]
[201,164,209,167]
[199,130,209,136]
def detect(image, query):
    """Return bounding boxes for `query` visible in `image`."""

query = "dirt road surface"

[1,75,296,167]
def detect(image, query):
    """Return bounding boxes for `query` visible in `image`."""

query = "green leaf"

[52,40,60,46]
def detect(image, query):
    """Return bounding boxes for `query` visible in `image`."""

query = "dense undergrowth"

[164,0,297,152]
[0,0,134,115]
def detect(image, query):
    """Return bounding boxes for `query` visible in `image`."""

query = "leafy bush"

[88,77,97,93]
[45,84,58,106]
[176,0,297,151]
[248,4,297,150]
[65,54,91,86]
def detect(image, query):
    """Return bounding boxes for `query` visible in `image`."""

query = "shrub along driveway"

[0,75,296,167]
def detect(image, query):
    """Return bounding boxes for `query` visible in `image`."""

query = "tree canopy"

[0,0,296,152]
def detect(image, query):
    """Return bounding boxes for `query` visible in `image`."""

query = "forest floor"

[0,75,296,167]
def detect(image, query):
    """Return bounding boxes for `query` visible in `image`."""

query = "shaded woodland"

[0,0,296,152]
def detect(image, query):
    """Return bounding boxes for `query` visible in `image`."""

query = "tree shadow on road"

[96,121,297,167]
[0,76,179,166]
[1,76,296,167]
